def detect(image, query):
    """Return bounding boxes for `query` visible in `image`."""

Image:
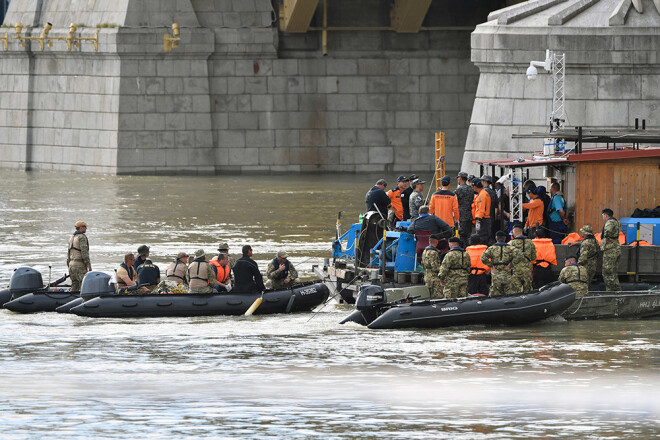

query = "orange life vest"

[561,232,581,245]
[594,232,626,245]
[628,240,652,246]
[387,188,403,220]
[209,259,230,283]
[532,238,557,268]
[466,244,490,275]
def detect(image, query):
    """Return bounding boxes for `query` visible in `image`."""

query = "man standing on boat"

[523,188,544,238]
[455,172,474,242]
[438,237,470,298]
[558,256,589,297]
[600,208,621,291]
[480,175,499,242]
[509,223,536,293]
[429,175,459,232]
[186,249,216,294]
[233,245,266,293]
[67,221,91,292]
[472,178,491,245]
[408,178,426,219]
[481,231,521,296]
[466,234,490,295]
[547,183,569,243]
[576,225,598,286]
[401,174,417,220]
[266,250,298,290]
[421,234,446,299]
[365,179,392,221]
[387,176,408,222]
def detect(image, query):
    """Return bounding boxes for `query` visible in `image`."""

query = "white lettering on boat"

[299,287,318,296]
[441,306,458,311]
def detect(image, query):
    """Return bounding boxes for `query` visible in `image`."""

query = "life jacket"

[210,259,231,283]
[188,258,211,290]
[116,263,136,288]
[532,238,557,268]
[628,240,652,246]
[137,262,160,286]
[490,242,513,267]
[68,231,86,261]
[446,247,470,273]
[594,232,626,245]
[565,264,588,284]
[429,190,459,227]
[166,259,187,283]
[601,217,620,241]
[387,188,403,220]
[270,258,290,280]
[576,235,599,260]
[561,232,581,245]
[466,244,490,275]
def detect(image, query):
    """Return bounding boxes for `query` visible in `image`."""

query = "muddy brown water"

[1,170,659,439]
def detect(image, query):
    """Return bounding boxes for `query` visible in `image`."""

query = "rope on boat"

[567,295,585,315]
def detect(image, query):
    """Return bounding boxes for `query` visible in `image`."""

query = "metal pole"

[635,222,640,283]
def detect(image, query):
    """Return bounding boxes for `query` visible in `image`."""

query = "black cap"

[408,174,418,181]
[137,245,150,256]
[397,175,409,182]
[441,175,451,185]
[457,172,468,179]
[471,178,482,188]
[481,175,493,183]
[468,174,475,180]
[412,179,426,187]
[376,179,387,187]
[429,233,443,240]
[448,237,461,244]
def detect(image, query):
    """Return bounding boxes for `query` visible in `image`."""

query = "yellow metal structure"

[279,0,320,33]
[434,132,445,191]
[163,23,180,52]
[390,0,433,33]
[13,22,98,51]
[0,31,7,51]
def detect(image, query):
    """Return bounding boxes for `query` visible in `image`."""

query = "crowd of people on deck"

[365,173,624,300]
[67,221,298,295]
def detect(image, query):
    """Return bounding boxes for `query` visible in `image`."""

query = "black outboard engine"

[9,267,44,298]
[356,285,387,324]
[80,271,115,300]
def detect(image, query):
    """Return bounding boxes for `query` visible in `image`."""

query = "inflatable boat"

[1,267,72,312]
[341,282,576,329]
[69,272,329,318]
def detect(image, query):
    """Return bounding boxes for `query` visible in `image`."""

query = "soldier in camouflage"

[481,231,523,296]
[576,224,599,286]
[600,208,621,291]
[558,256,589,297]
[509,223,536,293]
[422,234,447,299]
[455,171,474,241]
[266,250,299,290]
[438,237,470,298]
[67,221,91,292]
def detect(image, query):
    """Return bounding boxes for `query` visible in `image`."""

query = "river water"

[1,170,659,439]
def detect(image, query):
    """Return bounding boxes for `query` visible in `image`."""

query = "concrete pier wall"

[0,0,489,174]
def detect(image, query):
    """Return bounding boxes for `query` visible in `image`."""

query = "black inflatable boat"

[1,267,73,312]
[70,279,329,318]
[341,282,576,329]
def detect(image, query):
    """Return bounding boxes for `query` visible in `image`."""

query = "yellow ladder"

[434,132,445,191]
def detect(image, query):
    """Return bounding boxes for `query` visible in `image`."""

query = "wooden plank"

[390,0,433,33]
[280,0,320,33]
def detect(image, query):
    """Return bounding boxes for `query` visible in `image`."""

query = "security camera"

[526,64,538,80]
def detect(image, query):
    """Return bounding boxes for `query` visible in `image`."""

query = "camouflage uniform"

[559,263,590,297]
[266,259,299,290]
[409,190,425,219]
[67,232,90,292]
[577,235,599,286]
[600,218,621,291]
[455,183,474,240]
[438,247,470,298]
[422,246,444,298]
[481,243,521,296]
[509,236,536,293]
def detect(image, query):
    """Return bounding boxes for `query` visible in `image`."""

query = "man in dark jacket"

[407,206,453,239]
[232,245,266,293]
[365,179,391,220]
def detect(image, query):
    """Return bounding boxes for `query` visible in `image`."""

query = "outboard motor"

[9,267,44,298]
[356,285,387,325]
[80,271,114,300]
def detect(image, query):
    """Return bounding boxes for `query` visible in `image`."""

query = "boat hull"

[70,282,329,318]
[562,291,660,320]
[365,283,576,329]
[3,289,79,313]
[0,289,11,308]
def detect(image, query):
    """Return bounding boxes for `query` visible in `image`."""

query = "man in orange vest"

[472,178,491,245]
[523,188,544,238]
[466,234,490,295]
[531,231,558,289]
[387,176,409,221]
[210,253,232,292]
[429,175,459,230]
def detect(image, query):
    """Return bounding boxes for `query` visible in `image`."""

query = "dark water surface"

[1,170,659,439]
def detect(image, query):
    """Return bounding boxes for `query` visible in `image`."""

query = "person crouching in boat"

[210,253,232,292]
[187,249,216,294]
[438,236,470,299]
[137,259,161,292]
[232,245,266,293]
[266,250,298,290]
[116,253,149,294]
[558,256,589,297]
